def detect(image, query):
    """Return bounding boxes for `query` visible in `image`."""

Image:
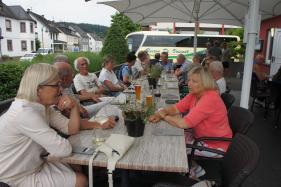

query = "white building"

[68,24,89,52]
[56,24,79,52]
[0,4,36,57]
[87,33,103,52]
[27,10,63,52]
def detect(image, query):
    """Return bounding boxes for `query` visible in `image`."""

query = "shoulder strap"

[118,64,128,81]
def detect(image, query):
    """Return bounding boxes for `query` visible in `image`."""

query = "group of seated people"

[0,50,233,186]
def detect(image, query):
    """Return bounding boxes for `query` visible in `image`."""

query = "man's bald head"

[54,61,73,88]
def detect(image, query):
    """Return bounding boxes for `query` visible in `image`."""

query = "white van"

[36,48,53,55]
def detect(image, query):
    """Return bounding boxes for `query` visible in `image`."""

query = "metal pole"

[41,27,44,48]
[0,27,2,61]
[240,0,260,108]
[193,21,198,54]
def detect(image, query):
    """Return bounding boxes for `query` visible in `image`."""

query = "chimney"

[27,8,30,13]
[41,15,44,17]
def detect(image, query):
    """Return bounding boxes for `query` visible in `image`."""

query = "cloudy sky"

[4,0,117,26]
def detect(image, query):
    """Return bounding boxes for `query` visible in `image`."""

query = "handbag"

[88,134,135,187]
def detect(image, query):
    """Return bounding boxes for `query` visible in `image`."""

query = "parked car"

[19,53,38,61]
[36,48,53,55]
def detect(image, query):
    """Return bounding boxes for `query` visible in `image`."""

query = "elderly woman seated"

[149,66,232,151]
[73,57,104,102]
[99,56,127,96]
[0,63,87,187]
[149,66,232,177]
[208,61,226,94]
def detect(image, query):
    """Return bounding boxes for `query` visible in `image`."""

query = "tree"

[101,22,129,64]
[225,28,245,59]
[35,38,41,51]
[111,13,141,37]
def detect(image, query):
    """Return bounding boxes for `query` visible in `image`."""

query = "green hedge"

[0,52,103,101]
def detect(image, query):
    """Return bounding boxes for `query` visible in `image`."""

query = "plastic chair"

[153,134,260,187]
[221,93,235,111]
[250,73,270,118]
[228,106,254,135]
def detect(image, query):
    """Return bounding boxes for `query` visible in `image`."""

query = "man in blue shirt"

[118,52,136,86]
[160,51,173,73]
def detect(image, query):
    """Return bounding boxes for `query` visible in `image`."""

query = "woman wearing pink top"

[149,66,232,155]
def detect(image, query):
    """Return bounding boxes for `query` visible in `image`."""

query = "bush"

[0,61,33,101]
[101,22,129,65]
[0,52,103,101]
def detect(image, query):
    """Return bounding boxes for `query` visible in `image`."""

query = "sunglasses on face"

[39,82,62,89]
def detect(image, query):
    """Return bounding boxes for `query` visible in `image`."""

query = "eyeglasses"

[40,82,62,89]
[79,63,88,66]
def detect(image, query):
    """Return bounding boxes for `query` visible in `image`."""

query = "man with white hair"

[54,58,116,129]
[209,61,226,94]
[73,57,104,102]
[174,54,192,86]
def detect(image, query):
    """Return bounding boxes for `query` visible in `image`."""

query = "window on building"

[30,23,34,33]
[31,41,34,51]
[5,20,12,32]
[20,22,26,33]
[21,40,27,51]
[7,40,13,51]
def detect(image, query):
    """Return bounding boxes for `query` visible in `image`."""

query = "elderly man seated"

[132,50,150,79]
[99,56,127,96]
[174,54,192,86]
[160,51,173,73]
[54,59,116,130]
[209,61,226,94]
[253,54,269,81]
[73,57,104,102]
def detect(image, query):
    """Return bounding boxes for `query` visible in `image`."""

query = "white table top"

[49,77,188,173]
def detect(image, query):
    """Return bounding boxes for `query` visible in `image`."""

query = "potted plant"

[121,101,155,137]
[148,65,162,89]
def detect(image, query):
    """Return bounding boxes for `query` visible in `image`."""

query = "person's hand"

[148,113,162,123]
[80,106,89,119]
[57,95,77,111]
[99,116,116,129]
[91,94,101,103]
[158,109,168,119]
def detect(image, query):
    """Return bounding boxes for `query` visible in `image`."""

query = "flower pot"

[124,117,145,137]
[147,77,157,89]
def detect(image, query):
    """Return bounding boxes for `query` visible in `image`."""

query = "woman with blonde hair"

[149,66,232,156]
[0,63,87,187]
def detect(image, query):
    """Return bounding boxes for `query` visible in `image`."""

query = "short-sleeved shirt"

[216,77,226,94]
[179,61,192,83]
[99,68,119,85]
[132,59,144,78]
[73,73,101,93]
[118,64,131,81]
[161,61,173,73]
[175,90,232,151]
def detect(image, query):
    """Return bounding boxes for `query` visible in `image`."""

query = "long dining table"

[48,74,188,184]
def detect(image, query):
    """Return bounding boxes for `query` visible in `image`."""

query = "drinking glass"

[135,84,142,101]
[92,129,106,146]
[146,86,154,107]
